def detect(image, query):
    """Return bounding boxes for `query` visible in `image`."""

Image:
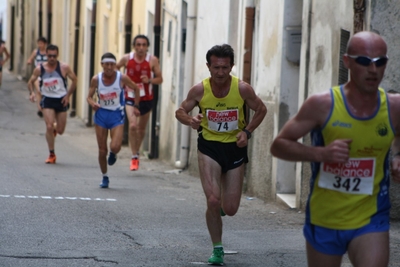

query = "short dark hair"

[132,35,150,47]
[37,37,47,43]
[206,44,235,66]
[46,44,59,53]
[101,52,116,62]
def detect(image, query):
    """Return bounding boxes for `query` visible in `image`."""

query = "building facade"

[5,0,400,214]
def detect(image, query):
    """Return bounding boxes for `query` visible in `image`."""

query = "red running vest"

[125,52,153,101]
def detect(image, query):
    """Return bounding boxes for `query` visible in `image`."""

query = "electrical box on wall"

[285,26,302,65]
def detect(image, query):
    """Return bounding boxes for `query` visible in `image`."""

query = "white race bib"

[319,158,375,195]
[99,92,118,106]
[127,83,145,98]
[206,109,239,132]
[43,79,62,92]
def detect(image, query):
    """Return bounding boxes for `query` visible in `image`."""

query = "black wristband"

[134,104,140,109]
[243,129,251,139]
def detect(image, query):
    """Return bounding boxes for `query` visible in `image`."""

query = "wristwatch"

[134,104,140,109]
[243,129,251,139]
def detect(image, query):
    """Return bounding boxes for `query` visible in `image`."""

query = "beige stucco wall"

[297,0,354,208]
[245,0,284,201]
[157,0,181,163]
[369,0,400,220]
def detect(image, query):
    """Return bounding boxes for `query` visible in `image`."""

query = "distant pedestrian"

[87,52,140,188]
[0,40,10,88]
[27,44,77,164]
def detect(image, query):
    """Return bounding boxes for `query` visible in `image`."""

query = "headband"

[101,58,116,63]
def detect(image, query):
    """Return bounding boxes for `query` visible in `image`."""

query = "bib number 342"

[319,158,375,195]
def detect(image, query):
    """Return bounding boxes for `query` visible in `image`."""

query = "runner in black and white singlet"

[87,52,140,189]
[27,44,77,164]
[27,37,48,117]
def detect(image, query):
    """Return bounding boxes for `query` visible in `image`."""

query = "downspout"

[243,4,255,124]
[9,5,15,71]
[122,0,133,145]
[175,0,197,169]
[38,0,43,37]
[47,0,52,43]
[70,0,81,118]
[86,0,97,127]
[148,0,162,159]
[295,0,313,209]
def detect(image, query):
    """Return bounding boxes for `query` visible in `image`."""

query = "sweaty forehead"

[135,39,148,45]
[209,56,231,66]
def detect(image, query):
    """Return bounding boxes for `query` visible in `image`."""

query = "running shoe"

[108,152,117,166]
[208,247,224,265]
[220,208,226,217]
[45,154,56,164]
[99,176,109,188]
[130,158,139,171]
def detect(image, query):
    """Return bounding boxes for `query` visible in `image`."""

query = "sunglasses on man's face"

[47,54,57,58]
[347,55,388,67]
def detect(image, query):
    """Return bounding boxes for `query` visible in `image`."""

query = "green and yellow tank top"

[308,85,394,229]
[198,76,246,143]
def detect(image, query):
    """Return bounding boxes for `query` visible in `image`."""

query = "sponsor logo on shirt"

[332,120,352,128]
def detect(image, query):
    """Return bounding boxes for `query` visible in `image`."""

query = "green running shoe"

[220,208,226,217]
[208,247,224,265]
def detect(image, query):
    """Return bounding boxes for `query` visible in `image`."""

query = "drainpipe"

[47,0,52,43]
[70,0,81,118]
[175,0,197,169]
[9,5,15,71]
[122,0,133,145]
[38,0,43,37]
[243,4,255,124]
[148,0,161,159]
[86,0,97,127]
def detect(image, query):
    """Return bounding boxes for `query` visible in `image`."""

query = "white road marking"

[0,194,117,201]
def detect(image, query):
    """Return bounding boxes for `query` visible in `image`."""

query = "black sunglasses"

[47,54,57,58]
[347,55,388,67]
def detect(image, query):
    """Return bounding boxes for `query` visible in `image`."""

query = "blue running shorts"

[94,108,125,130]
[303,218,389,255]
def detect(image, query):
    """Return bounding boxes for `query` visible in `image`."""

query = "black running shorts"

[197,133,248,173]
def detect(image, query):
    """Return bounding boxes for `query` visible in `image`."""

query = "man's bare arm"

[115,54,129,70]
[87,76,100,111]
[27,49,37,65]
[150,56,163,85]
[27,67,41,102]
[121,74,140,105]
[64,64,77,97]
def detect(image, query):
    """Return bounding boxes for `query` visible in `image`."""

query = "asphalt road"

[1,70,400,267]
